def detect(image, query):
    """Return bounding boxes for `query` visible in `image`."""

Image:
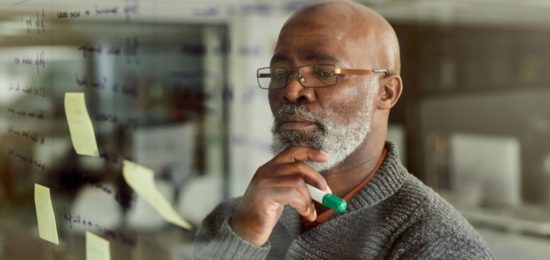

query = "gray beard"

[271,88,375,173]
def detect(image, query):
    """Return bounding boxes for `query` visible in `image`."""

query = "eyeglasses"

[256,64,389,90]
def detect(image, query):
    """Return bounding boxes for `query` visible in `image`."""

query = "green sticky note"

[122,160,192,230]
[34,184,59,245]
[86,232,110,260]
[64,92,99,156]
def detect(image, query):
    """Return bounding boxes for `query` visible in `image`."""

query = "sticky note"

[122,160,192,230]
[64,92,99,156]
[34,184,59,245]
[86,232,111,260]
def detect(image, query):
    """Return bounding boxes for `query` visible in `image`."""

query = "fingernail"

[317,151,329,161]
[326,186,333,194]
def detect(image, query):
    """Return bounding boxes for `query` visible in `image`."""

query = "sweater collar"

[280,142,408,233]
[346,141,408,211]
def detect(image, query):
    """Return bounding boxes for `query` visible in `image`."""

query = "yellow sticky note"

[34,184,59,245]
[64,92,99,156]
[86,232,111,260]
[122,160,192,230]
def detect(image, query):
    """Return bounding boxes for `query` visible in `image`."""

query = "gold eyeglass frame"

[256,64,389,89]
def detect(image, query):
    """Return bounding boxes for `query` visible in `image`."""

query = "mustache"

[272,104,325,131]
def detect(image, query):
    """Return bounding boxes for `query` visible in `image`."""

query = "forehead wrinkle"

[302,54,340,64]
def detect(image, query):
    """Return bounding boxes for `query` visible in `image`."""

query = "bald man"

[194,1,492,259]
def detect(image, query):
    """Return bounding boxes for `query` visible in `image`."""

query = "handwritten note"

[86,232,111,260]
[77,36,139,64]
[23,9,46,34]
[8,82,46,98]
[13,51,45,75]
[191,3,272,17]
[7,107,46,120]
[8,148,46,170]
[8,127,45,145]
[64,209,136,246]
[75,74,139,98]
[64,93,99,156]
[34,184,59,245]
[122,160,192,230]
[57,2,138,21]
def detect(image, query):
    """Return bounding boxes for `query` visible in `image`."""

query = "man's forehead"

[273,29,364,66]
[279,19,348,42]
[276,17,371,52]
[270,53,340,65]
[279,1,371,42]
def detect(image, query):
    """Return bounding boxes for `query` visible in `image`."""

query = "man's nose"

[283,73,314,103]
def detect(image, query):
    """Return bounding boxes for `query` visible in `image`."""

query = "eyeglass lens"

[257,65,337,89]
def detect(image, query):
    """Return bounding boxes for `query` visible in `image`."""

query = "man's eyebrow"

[270,54,288,65]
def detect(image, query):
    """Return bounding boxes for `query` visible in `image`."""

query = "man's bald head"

[280,0,401,75]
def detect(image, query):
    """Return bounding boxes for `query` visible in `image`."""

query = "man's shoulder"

[385,174,493,259]
[389,174,476,230]
[396,174,471,225]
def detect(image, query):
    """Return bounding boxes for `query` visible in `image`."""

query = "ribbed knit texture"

[194,142,494,259]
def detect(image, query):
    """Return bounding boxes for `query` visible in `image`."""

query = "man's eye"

[315,68,335,78]
[272,71,287,81]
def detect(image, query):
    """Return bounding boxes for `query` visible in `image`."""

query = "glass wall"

[0,0,549,259]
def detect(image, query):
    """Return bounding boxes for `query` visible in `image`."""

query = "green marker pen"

[306,184,347,213]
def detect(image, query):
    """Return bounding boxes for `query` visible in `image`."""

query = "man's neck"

[321,136,386,198]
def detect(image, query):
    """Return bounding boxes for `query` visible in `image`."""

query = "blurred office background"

[0,0,549,259]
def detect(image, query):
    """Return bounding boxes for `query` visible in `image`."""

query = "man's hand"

[229,146,331,246]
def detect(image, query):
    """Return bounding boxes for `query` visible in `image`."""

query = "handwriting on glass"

[63,209,136,246]
[192,3,272,17]
[8,82,46,98]
[8,127,45,145]
[75,74,139,98]
[23,9,46,34]
[7,107,45,120]
[93,113,139,129]
[57,1,139,21]
[77,36,139,64]
[7,148,46,171]
[13,51,45,75]
[73,172,130,203]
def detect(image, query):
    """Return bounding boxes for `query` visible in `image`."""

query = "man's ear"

[377,75,403,110]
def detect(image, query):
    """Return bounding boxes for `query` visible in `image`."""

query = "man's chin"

[275,140,323,151]
[277,129,323,144]
[270,139,323,155]
[278,127,317,136]
[277,123,320,133]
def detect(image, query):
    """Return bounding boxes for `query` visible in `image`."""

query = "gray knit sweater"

[194,143,493,259]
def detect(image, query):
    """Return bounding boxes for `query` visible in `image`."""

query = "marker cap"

[322,193,347,213]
